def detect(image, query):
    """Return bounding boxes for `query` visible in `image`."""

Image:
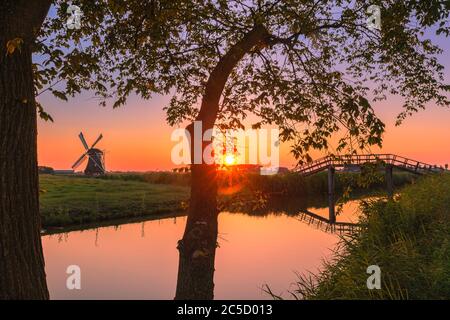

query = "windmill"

[72,132,106,175]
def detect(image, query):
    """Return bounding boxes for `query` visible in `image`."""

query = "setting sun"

[224,154,237,166]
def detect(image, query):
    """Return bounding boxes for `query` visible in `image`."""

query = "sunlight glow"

[224,154,237,166]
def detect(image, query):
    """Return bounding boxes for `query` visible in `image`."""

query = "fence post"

[385,164,394,198]
[328,165,336,223]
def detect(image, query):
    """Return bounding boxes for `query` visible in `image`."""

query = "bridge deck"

[294,154,446,177]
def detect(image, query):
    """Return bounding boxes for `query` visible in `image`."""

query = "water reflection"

[297,210,361,234]
[42,201,361,299]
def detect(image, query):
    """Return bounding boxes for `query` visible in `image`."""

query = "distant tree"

[38,166,55,174]
[8,0,450,299]
[0,0,52,299]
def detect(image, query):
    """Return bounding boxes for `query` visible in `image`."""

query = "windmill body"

[72,132,106,175]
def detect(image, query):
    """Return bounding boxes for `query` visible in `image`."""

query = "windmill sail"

[78,132,89,150]
[90,134,103,149]
[72,153,88,169]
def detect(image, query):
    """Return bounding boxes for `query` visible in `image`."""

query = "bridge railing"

[294,154,446,176]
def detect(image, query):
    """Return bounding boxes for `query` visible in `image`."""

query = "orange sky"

[36,88,450,172]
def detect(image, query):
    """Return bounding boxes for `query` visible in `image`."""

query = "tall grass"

[246,170,415,197]
[101,170,415,197]
[288,173,450,300]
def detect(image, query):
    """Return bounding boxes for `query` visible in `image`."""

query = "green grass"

[288,173,450,300]
[39,175,189,227]
[98,171,191,186]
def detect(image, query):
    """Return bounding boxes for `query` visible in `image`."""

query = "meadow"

[39,174,189,228]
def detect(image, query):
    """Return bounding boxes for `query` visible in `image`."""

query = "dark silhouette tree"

[4,0,450,299]
[0,0,52,299]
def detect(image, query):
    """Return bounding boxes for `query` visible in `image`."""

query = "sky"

[36,16,450,172]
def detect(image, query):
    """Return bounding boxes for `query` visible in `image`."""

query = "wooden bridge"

[294,154,447,225]
[294,154,446,177]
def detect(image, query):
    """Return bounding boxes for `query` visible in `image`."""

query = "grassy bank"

[39,175,189,227]
[291,173,450,300]
[101,169,415,196]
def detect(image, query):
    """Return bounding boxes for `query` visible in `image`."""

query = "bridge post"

[328,165,336,224]
[385,164,394,198]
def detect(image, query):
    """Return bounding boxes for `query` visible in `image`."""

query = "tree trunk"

[175,25,271,300]
[0,0,51,300]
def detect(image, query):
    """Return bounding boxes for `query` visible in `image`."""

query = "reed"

[285,173,450,300]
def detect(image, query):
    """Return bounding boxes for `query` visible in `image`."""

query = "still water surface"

[42,202,361,299]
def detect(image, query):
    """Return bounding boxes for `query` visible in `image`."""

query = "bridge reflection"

[297,209,362,234]
[294,153,447,225]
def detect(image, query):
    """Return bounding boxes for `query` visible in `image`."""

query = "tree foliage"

[36,0,450,162]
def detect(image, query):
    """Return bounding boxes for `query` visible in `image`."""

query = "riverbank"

[39,170,415,230]
[291,173,450,299]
